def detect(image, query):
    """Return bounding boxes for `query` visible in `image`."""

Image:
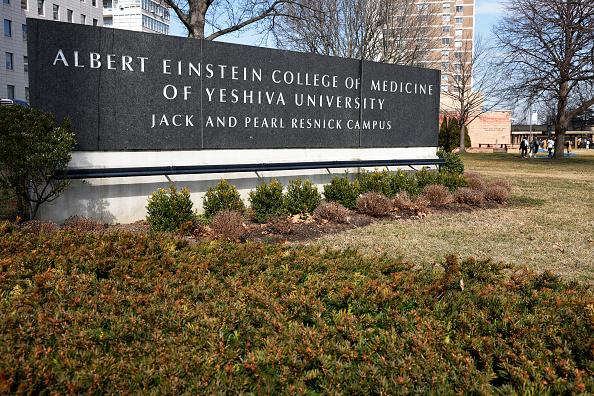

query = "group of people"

[520,136,594,158]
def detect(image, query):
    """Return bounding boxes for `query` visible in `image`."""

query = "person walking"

[530,138,539,158]
[520,137,529,158]
[547,137,555,157]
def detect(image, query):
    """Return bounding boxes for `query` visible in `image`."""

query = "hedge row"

[1,224,592,394]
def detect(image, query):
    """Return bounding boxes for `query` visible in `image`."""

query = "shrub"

[18,220,59,235]
[62,216,106,233]
[248,179,286,223]
[487,179,512,193]
[313,201,351,223]
[484,185,511,204]
[146,185,195,234]
[393,191,413,211]
[357,168,393,197]
[209,210,246,241]
[437,149,465,174]
[323,174,360,209]
[393,191,430,214]
[203,179,245,218]
[454,187,485,205]
[267,215,292,235]
[414,168,441,193]
[437,173,470,192]
[388,170,417,196]
[466,175,486,191]
[0,104,76,220]
[356,192,392,216]
[284,178,322,215]
[421,184,452,207]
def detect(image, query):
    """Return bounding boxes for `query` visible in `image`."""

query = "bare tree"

[440,36,504,152]
[163,0,310,40]
[272,0,438,64]
[493,0,594,158]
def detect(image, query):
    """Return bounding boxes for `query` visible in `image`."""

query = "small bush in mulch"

[484,185,511,204]
[203,179,246,218]
[62,216,106,233]
[284,178,322,216]
[454,187,485,205]
[467,176,486,191]
[209,210,246,241]
[266,215,292,235]
[313,201,351,223]
[356,192,393,217]
[487,179,512,193]
[420,184,452,207]
[323,174,360,210]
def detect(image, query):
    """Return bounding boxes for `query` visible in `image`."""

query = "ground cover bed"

[1,151,593,393]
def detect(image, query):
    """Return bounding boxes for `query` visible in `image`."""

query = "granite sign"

[28,19,440,151]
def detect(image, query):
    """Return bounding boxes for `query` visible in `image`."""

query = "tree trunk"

[459,124,467,153]
[554,81,570,159]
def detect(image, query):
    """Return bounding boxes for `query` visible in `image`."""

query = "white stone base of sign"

[38,147,438,224]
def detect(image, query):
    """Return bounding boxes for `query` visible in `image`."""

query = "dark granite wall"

[28,19,440,151]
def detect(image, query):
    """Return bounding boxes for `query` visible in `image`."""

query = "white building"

[102,0,169,35]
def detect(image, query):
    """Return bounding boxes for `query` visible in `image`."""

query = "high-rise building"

[102,0,170,35]
[1,0,104,102]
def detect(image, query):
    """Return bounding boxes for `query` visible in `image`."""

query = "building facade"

[102,0,169,35]
[1,0,104,101]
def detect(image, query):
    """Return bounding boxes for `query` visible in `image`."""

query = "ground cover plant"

[0,226,592,394]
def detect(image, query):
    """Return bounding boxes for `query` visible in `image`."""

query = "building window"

[417,3,428,11]
[454,75,461,83]
[37,0,44,15]
[6,53,14,70]
[21,0,27,10]
[443,2,450,10]
[455,40,462,48]
[442,38,450,46]
[7,85,15,100]
[442,14,450,22]
[22,24,26,40]
[25,87,29,103]
[92,0,96,5]
[456,5,463,13]
[442,26,450,35]
[92,18,98,25]
[3,0,9,5]
[23,55,28,72]
[421,15,428,24]
[4,20,11,37]
[455,17,463,24]
[453,87,461,93]
[441,73,450,82]
[442,50,449,58]
[441,84,449,93]
[454,51,463,59]
[454,63,462,72]
[81,14,86,24]
[455,29,463,36]
[442,62,449,70]
[67,9,73,22]
[53,4,59,20]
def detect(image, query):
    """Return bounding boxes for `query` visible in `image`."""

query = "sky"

[170,0,506,46]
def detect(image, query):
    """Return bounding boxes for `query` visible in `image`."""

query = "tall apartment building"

[102,0,170,35]
[1,0,103,101]
[416,0,475,95]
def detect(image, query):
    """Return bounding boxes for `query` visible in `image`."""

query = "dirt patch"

[18,201,512,244]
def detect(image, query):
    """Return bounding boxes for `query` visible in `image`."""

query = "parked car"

[0,98,29,107]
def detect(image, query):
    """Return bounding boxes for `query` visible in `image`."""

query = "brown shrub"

[356,192,392,216]
[392,191,413,211]
[267,216,292,235]
[412,195,430,214]
[484,185,511,204]
[313,201,351,223]
[467,177,486,191]
[209,210,246,241]
[19,220,59,235]
[454,188,485,206]
[487,179,512,193]
[420,184,452,207]
[62,216,106,233]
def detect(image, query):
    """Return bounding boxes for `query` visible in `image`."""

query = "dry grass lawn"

[313,149,594,283]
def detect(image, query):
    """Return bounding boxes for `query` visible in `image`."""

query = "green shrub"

[437,149,465,175]
[323,174,360,209]
[203,179,246,218]
[0,104,75,219]
[436,172,470,192]
[357,168,393,197]
[248,179,286,223]
[283,178,322,215]
[146,185,195,234]
[388,170,417,196]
